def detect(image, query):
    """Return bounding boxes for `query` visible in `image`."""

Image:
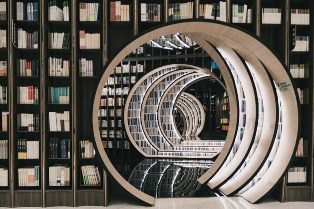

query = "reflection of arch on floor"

[93,21,299,205]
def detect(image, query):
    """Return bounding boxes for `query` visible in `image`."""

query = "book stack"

[17,139,39,159]
[292,36,309,52]
[1,112,8,131]
[79,2,99,21]
[80,140,95,159]
[0,2,6,20]
[297,88,309,104]
[291,9,310,25]
[110,1,130,21]
[17,113,39,132]
[0,140,8,159]
[49,138,71,159]
[17,59,39,76]
[79,58,93,77]
[287,167,307,183]
[81,165,101,186]
[17,29,38,49]
[48,87,70,104]
[100,97,123,107]
[0,168,8,187]
[199,1,226,22]
[17,86,39,104]
[262,8,281,24]
[79,30,100,49]
[0,61,7,76]
[16,1,39,21]
[0,30,6,48]
[48,57,70,77]
[48,0,69,21]
[0,85,6,104]
[18,166,40,187]
[48,32,70,49]
[232,4,252,23]
[169,2,194,21]
[290,64,308,78]
[140,3,161,22]
[48,111,70,132]
[49,166,70,186]
[296,138,307,157]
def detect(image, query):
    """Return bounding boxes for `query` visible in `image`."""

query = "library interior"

[0,0,313,208]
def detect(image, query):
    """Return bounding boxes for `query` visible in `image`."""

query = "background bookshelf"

[0,0,311,207]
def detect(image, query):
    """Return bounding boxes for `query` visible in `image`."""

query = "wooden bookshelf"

[0,0,311,207]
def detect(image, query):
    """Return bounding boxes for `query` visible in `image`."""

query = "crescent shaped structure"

[93,21,299,206]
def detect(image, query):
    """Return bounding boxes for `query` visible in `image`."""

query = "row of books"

[48,0,69,21]
[17,86,39,104]
[48,86,70,104]
[140,3,161,22]
[290,64,308,78]
[0,140,8,159]
[79,58,94,77]
[0,2,5,20]
[48,32,70,49]
[232,4,252,23]
[168,2,194,21]
[102,140,129,149]
[110,1,130,22]
[49,138,70,159]
[49,165,70,186]
[292,36,309,52]
[101,130,124,140]
[16,2,39,21]
[79,2,99,21]
[17,139,39,159]
[81,165,101,186]
[79,31,100,49]
[100,97,123,107]
[107,76,137,85]
[17,59,39,77]
[0,85,7,104]
[101,119,122,128]
[16,28,38,49]
[296,138,307,157]
[0,29,6,48]
[0,168,8,187]
[291,9,310,25]
[199,1,226,22]
[287,167,307,183]
[0,60,6,76]
[80,140,95,159]
[48,57,70,77]
[17,113,39,132]
[102,87,129,96]
[1,112,8,131]
[115,64,144,74]
[98,108,122,117]
[262,8,281,24]
[48,111,70,132]
[18,166,40,187]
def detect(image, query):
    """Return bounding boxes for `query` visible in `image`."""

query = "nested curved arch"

[92,21,298,205]
[176,101,194,137]
[180,92,206,136]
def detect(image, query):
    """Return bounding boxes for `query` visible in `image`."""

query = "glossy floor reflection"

[127,158,217,198]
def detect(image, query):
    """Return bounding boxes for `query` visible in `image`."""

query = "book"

[79,30,100,49]
[291,9,310,25]
[17,113,39,132]
[17,59,39,77]
[169,2,193,21]
[110,1,130,22]
[48,57,70,77]
[262,8,281,24]
[48,111,70,132]
[0,2,6,20]
[17,86,39,104]
[0,85,7,104]
[48,32,70,49]
[48,0,69,21]
[80,140,95,159]
[18,166,40,187]
[79,2,99,21]
[287,167,307,183]
[290,64,309,78]
[0,60,7,76]
[140,3,160,22]
[232,4,252,23]
[17,139,39,159]
[0,167,8,186]
[48,86,70,104]
[81,165,101,186]
[79,58,94,77]
[17,28,38,49]
[0,140,8,159]
[291,36,309,52]
[49,138,71,159]
[49,166,70,186]
[1,112,8,131]
[16,1,39,21]
[0,29,6,48]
